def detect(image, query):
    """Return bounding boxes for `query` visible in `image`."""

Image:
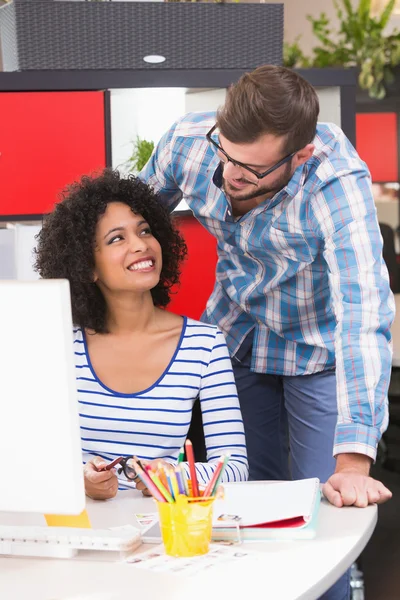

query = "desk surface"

[392,294,400,367]
[0,485,377,600]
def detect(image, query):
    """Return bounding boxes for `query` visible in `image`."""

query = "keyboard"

[0,525,142,559]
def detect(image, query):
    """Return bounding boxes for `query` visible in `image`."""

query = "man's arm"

[312,172,394,506]
[139,122,183,211]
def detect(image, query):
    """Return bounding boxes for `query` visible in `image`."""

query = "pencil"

[130,459,166,503]
[156,462,169,493]
[170,468,180,499]
[177,447,185,465]
[202,455,225,497]
[175,466,185,495]
[166,470,175,500]
[185,439,199,497]
[147,469,174,503]
[178,464,189,496]
[210,454,230,496]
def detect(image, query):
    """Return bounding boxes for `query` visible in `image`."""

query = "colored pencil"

[177,447,185,465]
[130,459,166,503]
[185,439,199,497]
[210,454,230,496]
[156,462,169,493]
[147,469,174,503]
[179,464,189,495]
[170,469,180,499]
[166,471,175,500]
[202,455,225,497]
[174,466,185,495]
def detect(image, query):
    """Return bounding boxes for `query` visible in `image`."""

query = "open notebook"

[212,478,321,541]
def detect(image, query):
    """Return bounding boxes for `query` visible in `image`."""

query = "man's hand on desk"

[84,457,118,501]
[322,453,392,508]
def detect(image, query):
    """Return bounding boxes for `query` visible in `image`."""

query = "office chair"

[378,223,400,472]
[379,222,400,293]
[186,398,207,462]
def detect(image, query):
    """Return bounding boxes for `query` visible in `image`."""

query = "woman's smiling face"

[93,201,162,295]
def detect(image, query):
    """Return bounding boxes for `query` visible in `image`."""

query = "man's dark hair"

[217,65,319,154]
[34,169,187,333]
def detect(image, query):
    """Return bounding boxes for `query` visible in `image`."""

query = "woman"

[34,169,248,500]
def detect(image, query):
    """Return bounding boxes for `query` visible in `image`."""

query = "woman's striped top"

[74,316,248,487]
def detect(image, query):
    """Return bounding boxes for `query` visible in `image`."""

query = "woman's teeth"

[128,260,153,271]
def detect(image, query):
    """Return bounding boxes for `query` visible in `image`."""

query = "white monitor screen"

[0,279,85,514]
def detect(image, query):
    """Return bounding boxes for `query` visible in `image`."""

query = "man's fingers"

[359,480,391,506]
[324,472,393,508]
[337,479,357,506]
[354,488,369,508]
[322,481,343,507]
[375,482,392,504]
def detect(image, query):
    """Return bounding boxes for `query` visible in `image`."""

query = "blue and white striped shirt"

[74,317,248,486]
[140,111,395,460]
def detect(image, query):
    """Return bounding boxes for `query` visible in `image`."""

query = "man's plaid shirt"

[141,112,395,460]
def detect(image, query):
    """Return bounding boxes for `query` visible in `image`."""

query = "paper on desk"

[125,544,262,576]
[134,512,158,527]
[213,478,320,527]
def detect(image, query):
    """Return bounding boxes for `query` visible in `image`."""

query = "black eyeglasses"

[98,456,143,481]
[206,124,296,180]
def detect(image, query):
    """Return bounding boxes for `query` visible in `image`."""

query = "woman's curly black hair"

[34,169,187,333]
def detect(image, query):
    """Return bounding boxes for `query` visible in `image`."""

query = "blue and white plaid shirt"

[140,111,395,459]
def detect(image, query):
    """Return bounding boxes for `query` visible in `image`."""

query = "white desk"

[392,294,400,366]
[0,484,377,600]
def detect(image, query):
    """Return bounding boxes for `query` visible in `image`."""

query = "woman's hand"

[83,457,118,501]
[133,458,172,497]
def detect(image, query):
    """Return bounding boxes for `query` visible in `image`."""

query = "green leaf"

[379,0,396,30]
[384,67,395,84]
[340,0,355,19]
[357,0,371,29]
[283,38,307,68]
[125,137,155,174]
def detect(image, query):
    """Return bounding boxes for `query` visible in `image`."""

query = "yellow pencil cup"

[156,495,215,557]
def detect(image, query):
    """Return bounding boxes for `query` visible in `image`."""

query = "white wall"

[110,88,186,173]
[14,224,41,281]
[185,89,226,114]
[0,225,41,281]
[316,87,341,127]
[0,228,16,279]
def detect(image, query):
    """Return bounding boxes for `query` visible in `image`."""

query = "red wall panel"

[356,112,398,182]
[0,91,106,216]
[169,215,217,320]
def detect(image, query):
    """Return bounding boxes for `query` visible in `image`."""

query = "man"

[140,66,393,506]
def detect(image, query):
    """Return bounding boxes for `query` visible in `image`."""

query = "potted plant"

[0,0,283,71]
[284,0,400,99]
[125,137,155,174]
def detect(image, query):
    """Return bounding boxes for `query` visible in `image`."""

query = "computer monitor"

[0,279,85,514]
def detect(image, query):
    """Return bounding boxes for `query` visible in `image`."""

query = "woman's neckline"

[80,315,188,397]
